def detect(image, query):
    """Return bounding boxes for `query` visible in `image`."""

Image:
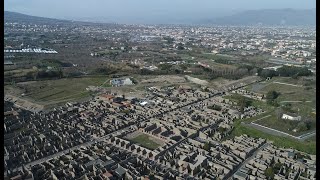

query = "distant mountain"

[205,9,316,26]
[4,11,71,24]
[5,9,316,26]
[4,11,119,26]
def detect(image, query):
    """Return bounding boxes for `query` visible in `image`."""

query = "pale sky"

[4,0,316,24]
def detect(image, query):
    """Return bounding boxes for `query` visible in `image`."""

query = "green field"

[258,83,315,103]
[225,93,315,136]
[226,77,316,154]
[178,53,195,61]
[230,120,316,155]
[225,84,315,136]
[226,77,316,134]
[197,53,234,60]
[247,77,316,102]
[245,77,316,118]
[130,134,162,150]
[254,113,316,136]
[5,76,109,106]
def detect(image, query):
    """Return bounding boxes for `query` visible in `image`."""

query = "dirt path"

[273,81,303,87]
[4,95,44,112]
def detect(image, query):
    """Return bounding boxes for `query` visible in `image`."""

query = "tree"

[174,69,181,74]
[140,68,153,75]
[277,66,312,77]
[179,64,188,70]
[218,127,227,133]
[266,91,280,106]
[250,68,258,75]
[149,174,156,180]
[177,43,184,50]
[266,91,280,100]
[259,69,278,78]
[208,105,222,111]
[297,122,308,132]
[164,36,174,44]
[273,163,282,174]
[265,167,275,179]
[177,45,184,50]
[203,142,210,151]
[292,73,299,79]
[58,68,63,79]
[305,120,313,130]
[26,71,37,80]
[236,95,252,113]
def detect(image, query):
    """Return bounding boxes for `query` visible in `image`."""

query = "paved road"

[155,121,220,159]
[154,81,263,159]
[246,123,316,141]
[12,127,130,172]
[225,142,269,180]
[299,131,316,140]
[280,101,312,103]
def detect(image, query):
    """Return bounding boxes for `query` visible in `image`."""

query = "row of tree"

[258,66,313,79]
[25,69,63,80]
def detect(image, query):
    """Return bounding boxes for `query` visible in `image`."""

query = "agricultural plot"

[5,76,108,107]
[4,68,37,78]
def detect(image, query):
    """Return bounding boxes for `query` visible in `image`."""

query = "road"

[155,119,222,159]
[298,131,316,140]
[12,127,130,172]
[11,79,261,172]
[272,81,303,87]
[225,142,269,180]
[280,101,312,103]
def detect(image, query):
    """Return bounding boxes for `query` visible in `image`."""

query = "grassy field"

[202,60,238,69]
[196,53,234,60]
[130,134,162,150]
[225,94,296,134]
[5,76,108,106]
[178,53,195,61]
[272,77,316,87]
[225,90,315,136]
[4,68,37,78]
[254,113,316,136]
[245,77,316,117]
[224,94,275,112]
[247,77,316,102]
[258,83,315,103]
[227,77,316,154]
[230,120,316,155]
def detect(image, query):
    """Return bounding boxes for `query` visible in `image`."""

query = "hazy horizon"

[4,0,316,24]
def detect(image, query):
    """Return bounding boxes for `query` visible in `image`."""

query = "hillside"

[206,9,316,26]
[4,11,71,24]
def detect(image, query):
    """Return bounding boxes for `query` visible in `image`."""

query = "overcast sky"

[4,0,316,23]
